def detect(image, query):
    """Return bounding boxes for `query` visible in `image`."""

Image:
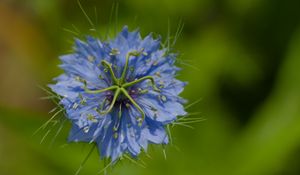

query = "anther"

[83,126,90,133]
[72,103,79,109]
[158,80,165,89]
[87,114,98,123]
[155,72,161,77]
[113,132,118,139]
[153,61,158,66]
[150,106,157,112]
[79,94,87,105]
[130,89,136,94]
[137,118,143,127]
[110,48,120,56]
[160,95,167,102]
[129,66,134,72]
[75,76,84,82]
[138,88,148,94]
[87,55,95,62]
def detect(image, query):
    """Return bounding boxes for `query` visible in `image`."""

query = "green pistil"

[83,50,160,126]
[84,85,118,94]
[123,76,160,92]
[101,60,119,85]
[120,88,145,126]
[99,88,120,115]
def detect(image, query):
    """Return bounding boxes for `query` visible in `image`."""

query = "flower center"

[83,50,160,126]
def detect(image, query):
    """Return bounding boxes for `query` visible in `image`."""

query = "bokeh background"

[1,0,300,174]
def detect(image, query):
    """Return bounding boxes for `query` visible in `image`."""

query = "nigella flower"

[50,26,187,162]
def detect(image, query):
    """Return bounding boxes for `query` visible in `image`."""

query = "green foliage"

[0,0,300,174]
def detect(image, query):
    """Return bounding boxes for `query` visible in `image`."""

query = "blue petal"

[51,26,187,161]
[137,93,186,124]
[49,75,82,100]
[68,123,97,142]
[142,119,168,144]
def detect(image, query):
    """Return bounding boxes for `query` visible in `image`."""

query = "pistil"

[83,50,160,125]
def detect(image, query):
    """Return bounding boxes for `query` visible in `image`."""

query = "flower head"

[50,26,187,162]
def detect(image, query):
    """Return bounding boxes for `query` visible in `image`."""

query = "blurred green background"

[1,0,300,174]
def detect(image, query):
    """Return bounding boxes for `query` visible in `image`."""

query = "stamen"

[113,105,122,131]
[153,61,158,66]
[160,95,167,102]
[142,51,148,56]
[87,114,98,123]
[72,103,79,109]
[110,48,120,56]
[129,66,134,72]
[113,132,118,139]
[79,94,87,105]
[158,80,165,89]
[138,88,148,94]
[87,55,95,62]
[94,98,108,115]
[83,126,90,133]
[155,72,161,77]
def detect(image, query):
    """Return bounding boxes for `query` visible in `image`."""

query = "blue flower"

[50,26,187,162]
